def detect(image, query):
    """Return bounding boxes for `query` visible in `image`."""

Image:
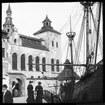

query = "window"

[12,53,17,70]
[51,59,54,71]
[2,48,5,57]
[56,42,58,48]
[46,22,48,26]
[42,57,46,72]
[56,59,59,72]
[14,39,16,43]
[7,29,9,32]
[36,56,40,71]
[28,55,33,71]
[52,41,54,47]
[21,54,25,70]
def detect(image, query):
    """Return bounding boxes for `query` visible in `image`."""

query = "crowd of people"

[2,81,72,103]
[2,81,44,103]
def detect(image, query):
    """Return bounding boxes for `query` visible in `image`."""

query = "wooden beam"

[28,63,96,66]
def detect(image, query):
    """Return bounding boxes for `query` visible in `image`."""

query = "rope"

[66,40,70,59]
[72,10,83,31]
[75,10,86,65]
[60,6,83,32]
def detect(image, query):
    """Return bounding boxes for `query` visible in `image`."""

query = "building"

[2,4,62,96]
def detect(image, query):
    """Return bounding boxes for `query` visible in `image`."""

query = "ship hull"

[73,60,103,103]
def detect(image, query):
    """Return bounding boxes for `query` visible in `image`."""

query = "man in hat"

[2,84,13,103]
[35,81,43,103]
[26,81,34,103]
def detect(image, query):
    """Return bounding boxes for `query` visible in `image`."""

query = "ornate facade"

[2,4,62,96]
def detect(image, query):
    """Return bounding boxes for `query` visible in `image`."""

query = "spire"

[42,15,51,23]
[6,3,12,14]
[70,15,72,32]
[46,14,48,18]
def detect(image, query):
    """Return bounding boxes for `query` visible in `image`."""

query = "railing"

[43,90,62,103]
[43,90,51,103]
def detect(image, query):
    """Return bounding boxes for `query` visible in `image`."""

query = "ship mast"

[66,15,76,100]
[80,2,94,73]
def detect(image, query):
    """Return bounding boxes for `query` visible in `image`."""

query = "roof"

[57,59,80,81]
[34,15,61,35]
[6,4,12,14]
[33,27,61,35]
[20,34,49,51]
[19,34,44,42]
[3,18,14,26]
[42,15,51,23]
[57,68,80,81]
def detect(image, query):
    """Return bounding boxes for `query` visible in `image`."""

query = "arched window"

[12,53,17,70]
[56,42,58,48]
[36,56,39,71]
[52,41,54,47]
[42,57,46,72]
[28,55,33,71]
[21,54,25,70]
[51,59,54,71]
[56,59,59,72]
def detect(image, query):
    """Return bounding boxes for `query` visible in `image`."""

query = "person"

[51,93,54,103]
[2,84,13,103]
[26,81,34,103]
[35,81,43,103]
[14,80,19,97]
[12,81,16,97]
[59,83,64,95]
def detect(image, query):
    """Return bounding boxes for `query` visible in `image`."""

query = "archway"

[16,78,22,97]
[12,78,22,97]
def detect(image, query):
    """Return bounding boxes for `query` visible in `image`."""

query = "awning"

[7,72,25,76]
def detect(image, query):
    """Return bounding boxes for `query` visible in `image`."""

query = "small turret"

[42,15,52,28]
[3,3,14,34]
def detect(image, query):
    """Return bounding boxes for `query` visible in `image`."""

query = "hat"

[14,79,18,83]
[29,81,33,83]
[2,84,8,88]
[38,81,41,84]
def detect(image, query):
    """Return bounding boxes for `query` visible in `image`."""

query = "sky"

[2,2,103,76]
[2,2,82,61]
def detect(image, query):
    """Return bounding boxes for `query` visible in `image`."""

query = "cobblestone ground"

[13,96,47,103]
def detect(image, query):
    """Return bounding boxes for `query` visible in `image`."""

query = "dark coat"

[3,90,13,103]
[51,94,54,103]
[35,85,43,103]
[15,83,19,91]
[27,84,34,103]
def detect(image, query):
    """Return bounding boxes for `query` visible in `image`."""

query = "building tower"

[34,15,62,76]
[3,4,14,34]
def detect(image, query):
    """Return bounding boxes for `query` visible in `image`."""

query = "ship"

[54,1,103,103]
